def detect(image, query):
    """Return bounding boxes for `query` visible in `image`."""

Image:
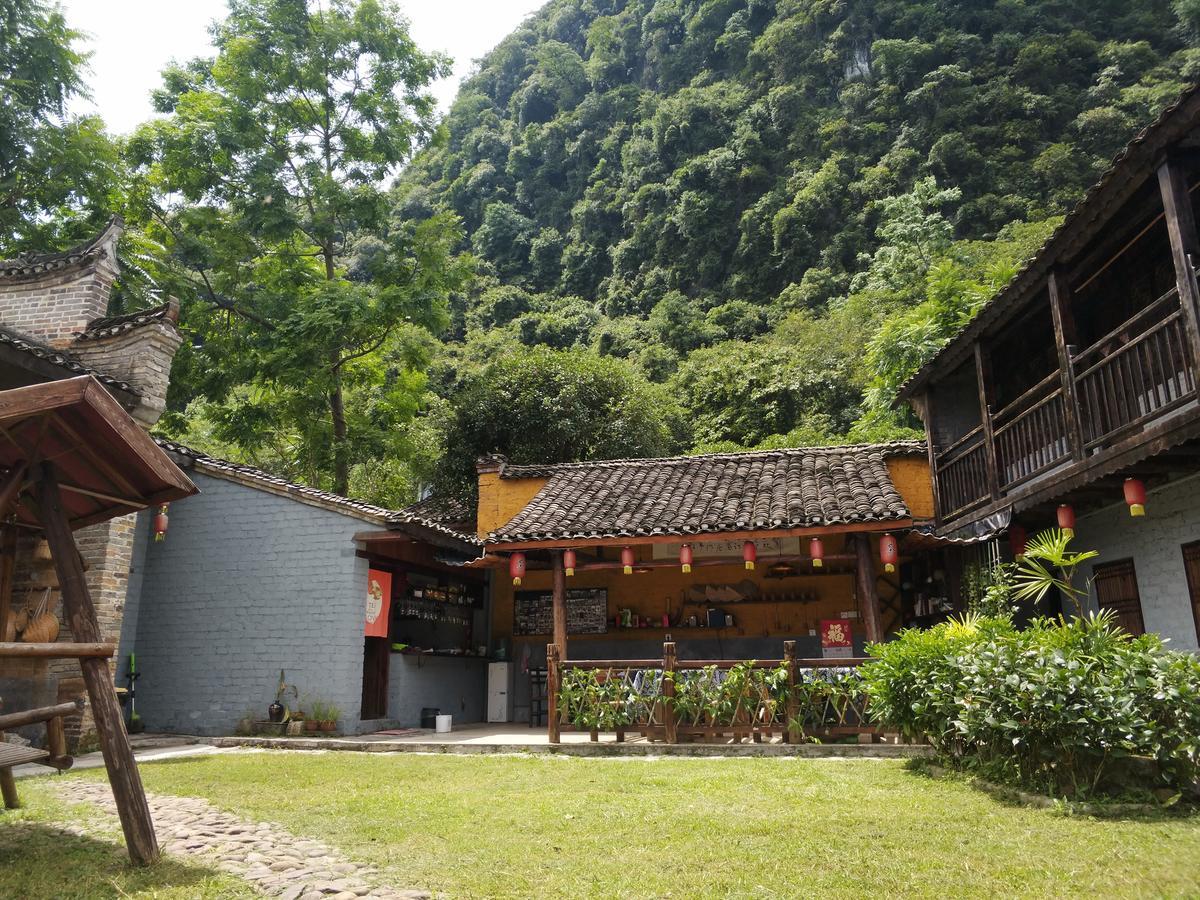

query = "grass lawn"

[9,752,1190,898]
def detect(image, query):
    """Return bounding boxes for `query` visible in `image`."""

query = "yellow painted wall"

[476,472,548,537]
[491,536,867,650]
[887,456,935,521]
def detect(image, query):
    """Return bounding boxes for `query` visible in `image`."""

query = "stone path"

[47,779,431,900]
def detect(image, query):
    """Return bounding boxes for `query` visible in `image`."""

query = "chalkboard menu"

[514,589,608,636]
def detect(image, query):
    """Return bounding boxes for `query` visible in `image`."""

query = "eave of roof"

[77,299,180,342]
[0,216,123,283]
[895,82,1200,404]
[0,327,138,397]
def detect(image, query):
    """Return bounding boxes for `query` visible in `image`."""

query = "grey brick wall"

[388,655,486,727]
[125,473,376,735]
[1075,472,1200,652]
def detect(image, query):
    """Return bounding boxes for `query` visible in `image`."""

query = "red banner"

[365,569,392,637]
[821,619,852,650]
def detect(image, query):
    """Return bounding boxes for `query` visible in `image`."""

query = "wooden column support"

[854,534,884,645]
[973,343,1001,500]
[551,550,567,660]
[33,463,159,866]
[546,643,561,745]
[784,640,799,744]
[1158,157,1200,385]
[1047,269,1086,460]
[662,641,677,745]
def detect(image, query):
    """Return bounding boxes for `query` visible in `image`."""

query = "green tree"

[130,0,462,495]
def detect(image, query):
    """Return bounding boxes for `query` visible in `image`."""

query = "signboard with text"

[365,569,392,638]
[820,619,853,659]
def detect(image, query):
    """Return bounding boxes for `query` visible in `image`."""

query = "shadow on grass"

[899,757,1199,822]
[0,818,238,900]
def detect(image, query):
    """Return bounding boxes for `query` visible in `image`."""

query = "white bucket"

[435,714,452,733]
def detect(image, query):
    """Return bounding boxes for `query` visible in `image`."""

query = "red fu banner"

[820,619,853,659]
[365,568,392,637]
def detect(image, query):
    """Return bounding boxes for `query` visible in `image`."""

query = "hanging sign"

[820,619,853,659]
[651,536,800,560]
[365,569,392,637]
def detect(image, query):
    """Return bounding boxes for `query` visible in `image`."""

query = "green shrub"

[862,612,1200,799]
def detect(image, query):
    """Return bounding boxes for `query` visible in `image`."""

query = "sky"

[61,0,546,134]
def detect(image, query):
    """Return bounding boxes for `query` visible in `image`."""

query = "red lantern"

[563,549,577,577]
[680,543,693,574]
[880,534,899,573]
[1008,523,1027,560]
[509,552,526,586]
[810,537,824,568]
[153,504,169,542]
[742,540,757,571]
[1056,504,1076,537]
[1123,478,1146,517]
[621,546,635,575]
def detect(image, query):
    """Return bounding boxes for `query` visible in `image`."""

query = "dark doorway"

[1181,541,1200,646]
[360,637,389,720]
[1092,558,1145,635]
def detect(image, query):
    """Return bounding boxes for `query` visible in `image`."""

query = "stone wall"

[125,472,378,736]
[72,321,182,425]
[1074,472,1200,652]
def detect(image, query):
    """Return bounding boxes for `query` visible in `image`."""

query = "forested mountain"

[398,0,1200,481]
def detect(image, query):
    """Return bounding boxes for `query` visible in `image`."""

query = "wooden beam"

[0,642,115,658]
[551,550,567,659]
[486,519,914,552]
[33,464,158,866]
[1158,157,1200,387]
[854,534,883,645]
[1047,269,1086,461]
[0,700,82,731]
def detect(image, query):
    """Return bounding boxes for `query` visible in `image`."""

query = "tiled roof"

[389,495,481,546]
[896,82,1200,402]
[0,327,137,395]
[487,442,924,544]
[155,438,394,523]
[0,217,122,283]
[78,299,179,342]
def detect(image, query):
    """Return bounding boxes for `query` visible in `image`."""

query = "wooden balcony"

[934,284,1199,523]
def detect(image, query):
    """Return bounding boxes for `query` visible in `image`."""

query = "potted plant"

[307,700,327,732]
[320,704,340,732]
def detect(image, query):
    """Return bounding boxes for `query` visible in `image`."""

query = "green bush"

[862,612,1200,799]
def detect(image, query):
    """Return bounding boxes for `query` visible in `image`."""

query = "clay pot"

[320,721,336,732]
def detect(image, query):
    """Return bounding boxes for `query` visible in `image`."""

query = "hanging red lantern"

[1056,504,1076,537]
[1008,523,1027,560]
[153,504,169,542]
[509,552,526,586]
[679,543,693,574]
[1123,478,1146,517]
[563,549,577,577]
[742,540,757,571]
[810,536,824,568]
[880,534,899,573]
[621,546,635,575]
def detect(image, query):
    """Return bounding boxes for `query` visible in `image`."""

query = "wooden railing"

[934,428,990,520]
[934,284,1199,523]
[546,642,877,745]
[992,371,1070,490]
[1073,287,1196,448]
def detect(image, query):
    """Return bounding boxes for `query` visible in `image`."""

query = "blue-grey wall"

[126,472,378,735]
[387,654,486,727]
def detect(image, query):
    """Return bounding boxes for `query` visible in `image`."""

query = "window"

[1180,542,1200,646]
[1092,559,1145,636]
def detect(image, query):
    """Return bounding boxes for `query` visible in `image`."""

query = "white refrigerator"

[487,661,513,723]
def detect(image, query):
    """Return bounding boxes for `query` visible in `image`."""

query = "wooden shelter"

[0,376,197,865]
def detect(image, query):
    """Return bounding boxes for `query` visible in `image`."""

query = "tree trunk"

[329,361,349,496]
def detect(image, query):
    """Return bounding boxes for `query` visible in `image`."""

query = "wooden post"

[0,525,15,646]
[974,343,1001,500]
[662,641,677,744]
[784,640,798,744]
[1158,158,1200,384]
[1047,269,1086,460]
[854,534,884,645]
[546,643,560,744]
[551,550,567,660]
[34,464,159,866]
[0,753,17,808]
[920,389,943,527]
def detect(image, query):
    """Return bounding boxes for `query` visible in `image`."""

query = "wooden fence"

[546,641,877,745]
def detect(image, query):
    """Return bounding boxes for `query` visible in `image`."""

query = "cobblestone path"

[47,778,432,900]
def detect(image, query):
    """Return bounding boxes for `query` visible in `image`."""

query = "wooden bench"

[0,699,82,809]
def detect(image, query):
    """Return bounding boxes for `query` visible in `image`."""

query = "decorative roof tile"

[154,438,394,523]
[0,217,122,283]
[78,299,180,342]
[0,327,137,394]
[487,442,924,544]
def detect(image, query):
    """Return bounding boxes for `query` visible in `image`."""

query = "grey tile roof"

[389,495,481,546]
[0,327,137,394]
[154,438,395,523]
[487,442,924,544]
[77,299,179,342]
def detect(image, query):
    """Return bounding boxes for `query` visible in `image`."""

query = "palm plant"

[1011,528,1098,617]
